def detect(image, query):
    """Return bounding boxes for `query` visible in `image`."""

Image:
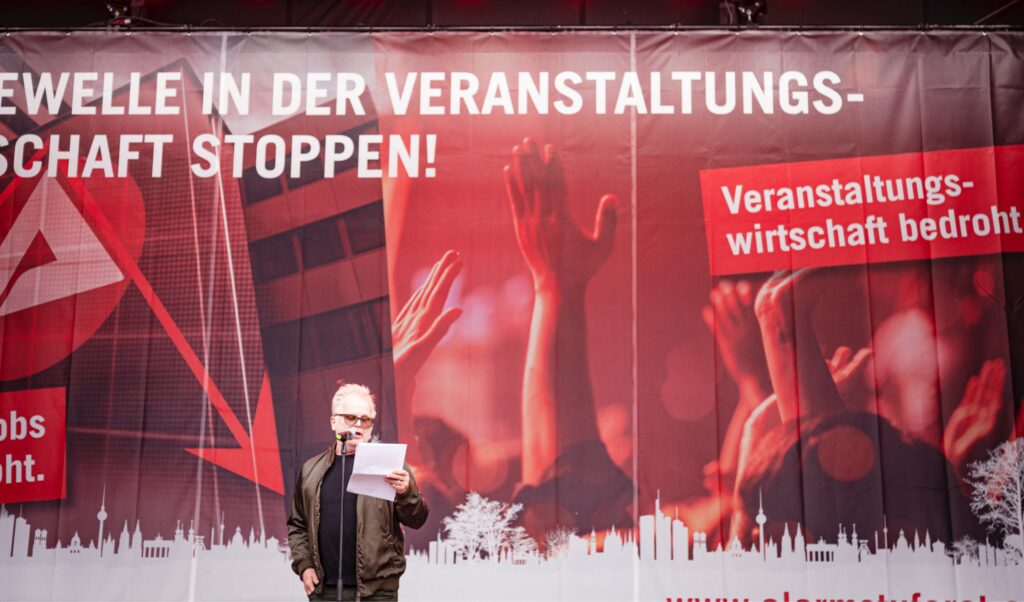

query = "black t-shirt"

[318,454,357,587]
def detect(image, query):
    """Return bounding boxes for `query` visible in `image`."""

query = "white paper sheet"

[346,442,407,501]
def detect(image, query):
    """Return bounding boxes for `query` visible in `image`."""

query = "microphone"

[335,430,357,443]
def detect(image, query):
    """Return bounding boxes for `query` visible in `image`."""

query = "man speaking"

[287,384,428,601]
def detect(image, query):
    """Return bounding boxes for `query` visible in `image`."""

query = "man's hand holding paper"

[347,442,408,501]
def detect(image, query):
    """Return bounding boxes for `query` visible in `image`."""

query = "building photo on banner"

[0,9,1023,602]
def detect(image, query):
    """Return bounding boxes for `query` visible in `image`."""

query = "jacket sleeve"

[395,463,429,529]
[286,466,315,577]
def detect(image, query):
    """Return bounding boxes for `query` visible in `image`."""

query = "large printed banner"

[0,30,1022,601]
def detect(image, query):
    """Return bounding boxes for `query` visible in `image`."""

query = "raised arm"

[754,269,843,424]
[503,138,617,485]
[391,250,463,459]
[702,279,772,490]
[945,358,1009,484]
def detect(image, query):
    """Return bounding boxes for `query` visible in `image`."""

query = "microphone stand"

[335,432,352,602]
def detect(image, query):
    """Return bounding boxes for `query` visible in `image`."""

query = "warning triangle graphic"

[0,177,124,316]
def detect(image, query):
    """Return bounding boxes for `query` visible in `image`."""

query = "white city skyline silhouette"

[2,487,1020,602]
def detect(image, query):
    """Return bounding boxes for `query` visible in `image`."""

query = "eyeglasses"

[333,414,375,428]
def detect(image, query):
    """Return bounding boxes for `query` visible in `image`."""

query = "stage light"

[105,0,131,20]
[104,0,147,27]
[719,0,768,25]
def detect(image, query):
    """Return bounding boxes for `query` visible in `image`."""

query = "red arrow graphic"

[68,175,284,495]
[186,373,283,494]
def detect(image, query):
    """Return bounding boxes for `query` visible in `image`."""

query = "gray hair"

[330,383,376,416]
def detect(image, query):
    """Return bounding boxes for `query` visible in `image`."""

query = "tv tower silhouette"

[96,487,108,557]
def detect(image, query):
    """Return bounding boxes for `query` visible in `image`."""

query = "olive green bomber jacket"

[287,444,429,598]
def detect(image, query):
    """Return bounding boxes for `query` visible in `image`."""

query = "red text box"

[0,388,66,503]
[700,145,1024,275]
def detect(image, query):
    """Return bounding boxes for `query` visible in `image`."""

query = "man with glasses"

[287,384,429,601]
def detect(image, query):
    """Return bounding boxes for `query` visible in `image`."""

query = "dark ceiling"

[2,0,1023,29]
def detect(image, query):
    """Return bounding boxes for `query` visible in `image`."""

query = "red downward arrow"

[68,175,285,494]
[186,373,284,494]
